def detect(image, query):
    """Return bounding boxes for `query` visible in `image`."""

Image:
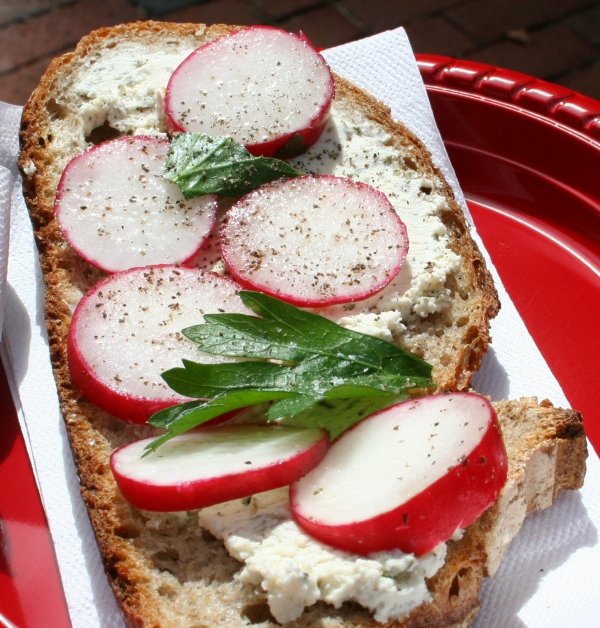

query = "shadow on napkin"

[3,284,32,386]
[472,347,510,400]
[61,418,124,625]
[475,490,597,627]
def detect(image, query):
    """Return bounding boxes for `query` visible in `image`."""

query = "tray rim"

[416,54,600,145]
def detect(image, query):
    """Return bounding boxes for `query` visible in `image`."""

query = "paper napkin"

[0,104,21,340]
[0,166,12,338]
[1,28,598,628]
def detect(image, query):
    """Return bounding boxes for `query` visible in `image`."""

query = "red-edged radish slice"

[164,26,334,157]
[111,425,329,511]
[68,266,247,423]
[220,175,408,307]
[291,393,508,556]
[55,136,217,272]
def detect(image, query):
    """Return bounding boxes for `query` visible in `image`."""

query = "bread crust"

[17,21,585,628]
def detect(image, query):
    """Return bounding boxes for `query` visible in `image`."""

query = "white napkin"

[0,166,11,338]
[1,28,598,628]
[0,104,20,339]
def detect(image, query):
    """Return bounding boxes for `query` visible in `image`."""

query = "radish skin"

[55,136,217,272]
[164,26,334,157]
[111,425,329,511]
[290,393,508,556]
[221,175,408,307]
[68,266,248,423]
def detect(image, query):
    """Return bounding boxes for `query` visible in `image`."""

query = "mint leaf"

[146,291,433,451]
[163,133,303,198]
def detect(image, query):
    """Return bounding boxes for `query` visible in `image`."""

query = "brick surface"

[134,0,202,15]
[0,0,73,26]
[163,0,262,25]
[253,0,323,20]
[340,0,460,33]
[1,0,598,108]
[566,3,600,46]
[472,24,597,81]
[405,16,476,57]
[447,0,597,42]
[0,55,58,105]
[0,0,143,74]
[281,5,362,49]
[562,60,600,99]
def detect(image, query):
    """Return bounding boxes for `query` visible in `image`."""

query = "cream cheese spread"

[198,488,447,624]
[192,111,458,621]
[72,41,196,137]
[68,46,460,346]
[292,107,461,340]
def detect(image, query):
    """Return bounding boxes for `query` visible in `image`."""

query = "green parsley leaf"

[145,291,433,452]
[280,396,404,439]
[163,133,303,198]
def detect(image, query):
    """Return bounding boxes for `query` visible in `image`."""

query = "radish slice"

[220,175,408,307]
[164,26,334,157]
[111,425,329,512]
[68,266,247,423]
[55,136,217,272]
[291,393,508,556]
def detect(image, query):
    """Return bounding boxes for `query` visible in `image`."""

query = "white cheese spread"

[198,488,447,624]
[68,47,460,346]
[193,110,458,622]
[21,159,36,176]
[72,41,196,136]
[292,107,461,340]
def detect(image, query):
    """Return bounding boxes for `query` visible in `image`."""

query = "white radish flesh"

[220,175,408,307]
[291,393,508,556]
[68,266,247,423]
[55,136,217,272]
[164,26,334,157]
[111,425,329,511]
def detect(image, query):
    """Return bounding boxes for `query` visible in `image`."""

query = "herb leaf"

[144,391,290,455]
[163,133,303,198]
[146,291,433,451]
[279,396,404,439]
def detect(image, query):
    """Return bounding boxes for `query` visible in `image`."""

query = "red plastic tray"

[418,55,600,451]
[0,57,599,627]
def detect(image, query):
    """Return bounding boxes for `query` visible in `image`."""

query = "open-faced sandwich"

[18,21,586,627]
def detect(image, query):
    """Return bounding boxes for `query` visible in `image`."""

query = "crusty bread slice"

[19,20,499,392]
[101,399,584,628]
[16,21,586,628]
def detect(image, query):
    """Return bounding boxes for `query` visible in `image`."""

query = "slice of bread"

[17,21,586,627]
[93,398,584,628]
[19,20,499,392]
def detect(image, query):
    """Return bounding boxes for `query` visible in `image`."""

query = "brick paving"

[281,4,363,48]
[473,22,597,79]
[0,0,598,104]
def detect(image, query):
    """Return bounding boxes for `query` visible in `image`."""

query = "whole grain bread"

[17,21,586,628]
[19,20,499,392]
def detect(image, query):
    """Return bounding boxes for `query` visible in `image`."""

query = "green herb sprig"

[163,133,303,198]
[145,292,432,453]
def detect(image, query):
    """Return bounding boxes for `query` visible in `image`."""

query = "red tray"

[1,57,599,627]
[418,55,600,451]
